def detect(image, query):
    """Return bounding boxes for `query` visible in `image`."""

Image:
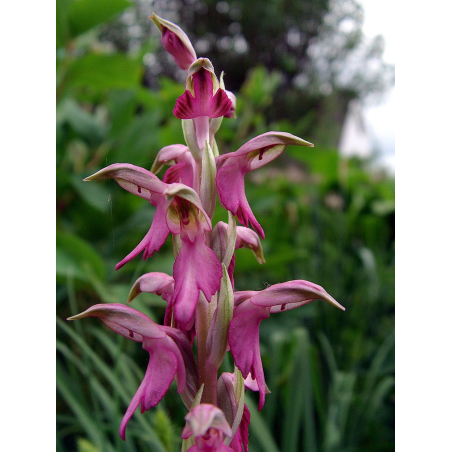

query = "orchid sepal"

[151,144,196,190]
[84,163,166,200]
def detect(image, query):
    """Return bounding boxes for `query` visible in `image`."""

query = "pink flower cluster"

[68,14,345,451]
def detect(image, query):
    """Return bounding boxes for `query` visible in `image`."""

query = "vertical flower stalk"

[68,14,345,451]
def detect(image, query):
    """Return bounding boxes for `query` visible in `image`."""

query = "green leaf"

[65,54,143,91]
[323,371,356,451]
[113,111,162,165]
[71,174,111,213]
[56,232,106,284]
[282,328,317,452]
[153,408,176,452]
[57,99,107,144]
[56,0,72,48]
[246,395,280,452]
[57,363,106,448]
[68,0,132,38]
[77,438,101,452]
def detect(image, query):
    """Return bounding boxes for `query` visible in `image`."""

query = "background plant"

[56,1,394,451]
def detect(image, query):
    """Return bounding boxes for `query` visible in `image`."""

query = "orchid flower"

[229,280,345,410]
[84,164,169,270]
[68,304,195,439]
[216,132,313,238]
[174,59,232,120]
[174,58,232,151]
[182,404,234,452]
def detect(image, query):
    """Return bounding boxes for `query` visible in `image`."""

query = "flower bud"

[151,13,197,70]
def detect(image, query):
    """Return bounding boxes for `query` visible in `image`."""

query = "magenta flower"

[169,192,223,329]
[150,13,197,70]
[173,59,232,120]
[68,304,193,440]
[84,164,170,270]
[229,280,345,410]
[216,132,313,238]
[182,404,234,452]
[151,144,196,188]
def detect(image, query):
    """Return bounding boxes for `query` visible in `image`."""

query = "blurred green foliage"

[56,1,394,451]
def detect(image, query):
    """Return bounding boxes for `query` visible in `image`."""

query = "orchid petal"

[127,272,174,303]
[174,59,232,119]
[84,163,166,200]
[68,303,165,341]
[229,281,343,410]
[162,161,195,188]
[116,193,170,270]
[223,90,237,119]
[119,338,178,440]
[229,404,250,452]
[228,301,269,410]
[161,326,199,405]
[172,231,223,329]
[215,159,265,238]
[164,183,212,234]
[151,144,196,188]
[249,280,345,312]
[151,144,192,174]
[69,304,189,440]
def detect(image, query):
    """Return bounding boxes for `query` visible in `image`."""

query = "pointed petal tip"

[149,12,162,31]
[294,137,314,147]
[66,313,83,321]
[329,298,346,311]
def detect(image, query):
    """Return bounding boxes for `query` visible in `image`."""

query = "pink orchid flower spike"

[216,132,313,238]
[67,304,193,440]
[182,404,234,452]
[228,280,345,410]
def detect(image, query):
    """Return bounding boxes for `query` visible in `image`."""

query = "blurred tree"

[97,0,394,147]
